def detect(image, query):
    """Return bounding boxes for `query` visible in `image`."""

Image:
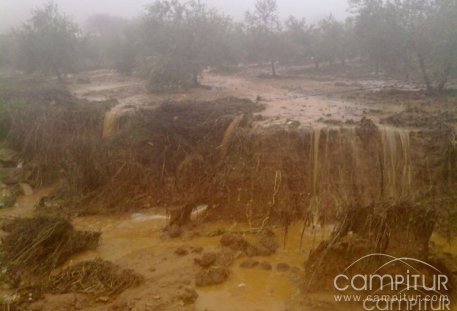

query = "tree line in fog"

[0,0,456,93]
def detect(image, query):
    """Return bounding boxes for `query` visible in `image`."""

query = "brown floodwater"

[2,183,456,310]
[69,210,332,311]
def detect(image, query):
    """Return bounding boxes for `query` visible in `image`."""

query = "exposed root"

[45,259,143,297]
[1,217,100,278]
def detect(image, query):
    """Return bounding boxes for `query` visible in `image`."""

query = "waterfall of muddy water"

[308,127,322,228]
[102,106,138,138]
[103,109,119,138]
[295,123,418,218]
[311,127,321,195]
[380,126,412,198]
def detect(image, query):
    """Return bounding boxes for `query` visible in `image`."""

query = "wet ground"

[0,189,341,311]
[68,67,416,128]
[2,188,456,311]
[1,66,456,310]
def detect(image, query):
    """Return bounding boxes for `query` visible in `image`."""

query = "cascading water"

[380,126,412,199]
[302,123,415,217]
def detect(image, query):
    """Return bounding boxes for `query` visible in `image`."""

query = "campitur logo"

[333,253,452,311]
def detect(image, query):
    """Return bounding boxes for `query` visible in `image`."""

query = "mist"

[0,0,456,309]
[0,0,349,32]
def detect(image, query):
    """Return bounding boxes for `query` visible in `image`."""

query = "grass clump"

[45,259,143,297]
[0,216,100,277]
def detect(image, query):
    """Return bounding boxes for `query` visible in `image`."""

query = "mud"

[0,66,456,310]
[0,196,335,311]
[70,68,410,128]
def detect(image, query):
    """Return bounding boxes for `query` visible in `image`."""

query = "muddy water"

[0,186,54,219]
[70,210,331,311]
[71,70,395,131]
[1,190,456,310]
[69,210,457,311]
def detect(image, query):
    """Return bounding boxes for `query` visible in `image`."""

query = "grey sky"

[0,0,349,33]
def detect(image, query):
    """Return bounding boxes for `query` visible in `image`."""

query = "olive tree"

[282,17,311,64]
[141,0,233,91]
[15,2,80,81]
[245,0,282,76]
[351,0,457,92]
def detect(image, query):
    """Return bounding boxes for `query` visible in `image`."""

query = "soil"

[69,66,457,132]
[0,195,337,311]
[1,65,456,310]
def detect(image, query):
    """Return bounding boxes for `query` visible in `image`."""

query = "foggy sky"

[0,0,349,33]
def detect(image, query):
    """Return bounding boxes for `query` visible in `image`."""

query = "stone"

[215,250,234,267]
[195,252,217,268]
[259,261,272,271]
[191,246,204,253]
[175,247,189,256]
[276,263,290,272]
[258,229,279,253]
[195,266,229,287]
[220,233,248,251]
[240,259,259,269]
[168,224,182,238]
[177,288,198,305]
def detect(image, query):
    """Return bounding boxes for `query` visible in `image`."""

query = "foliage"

[84,14,139,74]
[0,0,455,91]
[142,0,233,91]
[0,100,10,140]
[245,0,282,76]
[14,2,81,80]
[0,34,16,69]
[351,0,457,91]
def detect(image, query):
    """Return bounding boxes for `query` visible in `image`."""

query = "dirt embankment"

[0,71,456,310]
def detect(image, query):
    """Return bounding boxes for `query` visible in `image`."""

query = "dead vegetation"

[0,79,456,305]
[304,202,456,296]
[45,259,143,297]
[1,79,456,227]
[0,216,144,309]
[0,216,100,278]
[381,106,457,129]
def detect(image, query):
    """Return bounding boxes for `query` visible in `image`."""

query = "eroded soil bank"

[1,67,456,310]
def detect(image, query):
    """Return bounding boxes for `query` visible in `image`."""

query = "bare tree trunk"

[416,52,433,93]
[271,60,277,77]
[55,69,63,83]
[192,70,199,86]
[52,63,63,83]
[437,64,451,92]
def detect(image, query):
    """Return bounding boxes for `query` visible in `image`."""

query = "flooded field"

[1,0,457,309]
[1,67,456,311]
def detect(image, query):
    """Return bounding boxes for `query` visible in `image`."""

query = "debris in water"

[195,266,229,287]
[1,216,101,276]
[45,259,143,297]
